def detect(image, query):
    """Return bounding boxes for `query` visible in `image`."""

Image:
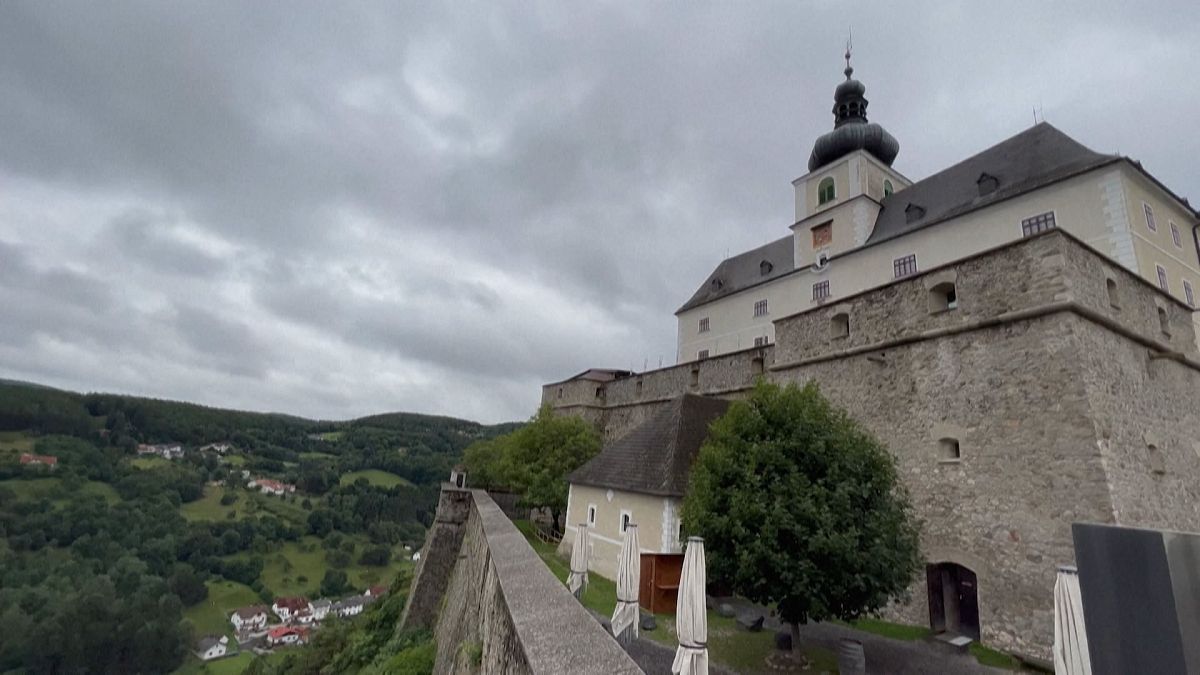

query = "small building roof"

[273,597,310,611]
[311,598,332,609]
[567,394,730,497]
[195,635,224,651]
[233,605,269,619]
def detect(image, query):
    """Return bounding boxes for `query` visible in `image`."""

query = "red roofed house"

[271,596,311,622]
[250,478,296,496]
[266,626,308,646]
[19,454,57,469]
[365,585,388,598]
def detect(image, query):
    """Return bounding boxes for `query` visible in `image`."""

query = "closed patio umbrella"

[672,536,708,675]
[567,522,589,599]
[1054,565,1092,675]
[611,523,641,643]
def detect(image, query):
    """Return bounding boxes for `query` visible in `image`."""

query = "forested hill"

[0,380,520,674]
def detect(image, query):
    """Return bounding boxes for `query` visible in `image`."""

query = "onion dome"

[808,51,900,172]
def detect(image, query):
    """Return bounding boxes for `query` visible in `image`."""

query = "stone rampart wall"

[402,487,642,675]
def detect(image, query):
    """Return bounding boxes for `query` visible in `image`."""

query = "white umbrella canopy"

[672,536,708,675]
[1053,565,1092,675]
[567,523,590,598]
[611,523,641,643]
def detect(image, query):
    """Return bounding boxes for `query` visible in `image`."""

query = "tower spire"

[844,30,853,80]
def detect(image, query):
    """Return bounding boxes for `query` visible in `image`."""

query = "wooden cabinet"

[639,553,684,614]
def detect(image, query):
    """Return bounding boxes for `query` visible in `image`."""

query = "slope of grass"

[183,579,261,637]
[182,486,243,522]
[220,454,247,466]
[132,456,172,469]
[0,430,34,454]
[0,477,120,505]
[339,469,412,488]
[173,650,287,675]
[235,536,410,598]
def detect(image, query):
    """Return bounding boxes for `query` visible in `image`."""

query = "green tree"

[496,406,600,531]
[358,546,391,567]
[681,381,921,662]
[320,569,351,597]
[461,435,509,489]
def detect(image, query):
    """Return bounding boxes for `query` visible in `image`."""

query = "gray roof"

[867,123,1117,245]
[311,599,332,609]
[677,236,794,313]
[195,636,223,651]
[567,394,730,497]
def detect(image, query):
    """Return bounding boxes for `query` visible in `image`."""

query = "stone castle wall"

[401,487,642,674]
[545,231,1200,660]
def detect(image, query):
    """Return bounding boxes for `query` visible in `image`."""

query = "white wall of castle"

[678,161,1200,361]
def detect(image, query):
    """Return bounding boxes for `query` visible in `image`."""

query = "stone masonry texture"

[544,230,1200,660]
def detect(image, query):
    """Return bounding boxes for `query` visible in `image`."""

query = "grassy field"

[339,469,412,488]
[132,456,172,469]
[0,477,120,504]
[239,535,410,598]
[173,650,287,675]
[183,579,261,637]
[182,486,243,521]
[0,430,34,455]
[299,451,336,461]
[221,454,247,466]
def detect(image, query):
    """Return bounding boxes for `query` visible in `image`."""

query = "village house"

[310,598,332,621]
[229,605,269,632]
[331,594,371,618]
[271,597,311,622]
[249,478,296,496]
[266,625,307,647]
[365,585,388,598]
[200,442,233,454]
[136,443,184,459]
[19,453,58,469]
[193,635,229,661]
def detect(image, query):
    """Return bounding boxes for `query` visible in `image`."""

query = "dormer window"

[905,204,926,224]
[710,278,723,292]
[760,260,774,276]
[976,173,999,196]
[818,177,836,205]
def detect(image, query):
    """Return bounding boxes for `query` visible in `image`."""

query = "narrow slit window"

[1106,278,1120,309]
[1185,281,1195,308]
[1171,222,1182,248]
[1144,203,1157,232]
[1157,264,1169,293]
[1158,307,1170,337]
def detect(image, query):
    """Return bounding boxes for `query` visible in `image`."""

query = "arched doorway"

[926,562,980,640]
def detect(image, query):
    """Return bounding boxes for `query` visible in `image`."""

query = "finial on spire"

[844,29,853,80]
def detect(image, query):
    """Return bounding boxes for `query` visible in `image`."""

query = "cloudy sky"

[1,2,1197,424]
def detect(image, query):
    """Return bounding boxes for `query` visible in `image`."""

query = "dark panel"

[926,564,945,633]
[957,566,981,641]
[1163,531,1200,674]
[1072,523,1186,675]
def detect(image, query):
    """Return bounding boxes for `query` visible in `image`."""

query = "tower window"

[893,254,918,278]
[1171,222,1182,248]
[1144,203,1157,232]
[883,180,894,198]
[1156,264,1169,293]
[698,317,710,333]
[929,282,957,313]
[811,222,833,249]
[818,177,836,205]
[557,387,564,399]
[812,280,831,302]
[1021,211,1056,237]
[753,299,768,317]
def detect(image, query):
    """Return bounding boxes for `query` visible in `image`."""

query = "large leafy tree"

[466,406,600,531]
[682,380,921,660]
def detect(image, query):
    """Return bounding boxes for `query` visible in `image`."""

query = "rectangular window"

[811,222,833,249]
[753,299,768,317]
[587,505,597,526]
[1144,203,1156,232]
[754,336,768,347]
[893,254,918,278]
[812,280,830,302]
[1171,222,1182,248]
[1156,264,1169,292]
[1021,211,1057,237]
[698,317,709,333]
[620,512,630,534]
[697,349,709,359]
[1186,281,1195,307]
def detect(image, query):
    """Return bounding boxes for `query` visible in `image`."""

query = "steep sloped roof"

[867,122,1118,245]
[677,236,795,313]
[567,394,730,497]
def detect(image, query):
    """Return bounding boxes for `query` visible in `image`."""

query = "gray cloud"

[0,1,1197,422]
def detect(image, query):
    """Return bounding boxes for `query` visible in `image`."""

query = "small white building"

[271,597,311,622]
[311,598,332,621]
[230,605,269,632]
[194,635,229,661]
[331,595,367,618]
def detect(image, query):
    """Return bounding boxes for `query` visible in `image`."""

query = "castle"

[544,56,1200,660]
